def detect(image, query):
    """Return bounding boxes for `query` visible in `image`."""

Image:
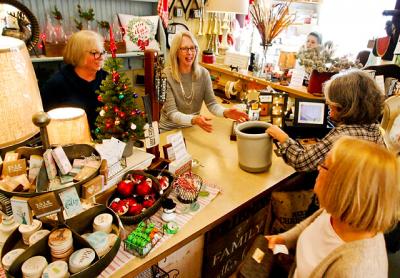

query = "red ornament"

[158,176,169,190]
[105,123,112,129]
[117,180,134,197]
[143,195,156,208]
[136,180,152,196]
[123,84,128,90]
[130,111,136,116]
[115,203,128,215]
[127,203,143,216]
[104,106,109,112]
[124,198,137,207]
[112,71,120,83]
[114,106,119,113]
[119,111,126,118]
[97,95,103,102]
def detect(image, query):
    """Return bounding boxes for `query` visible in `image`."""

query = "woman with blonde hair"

[267,69,385,172]
[41,30,107,131]
[159,30,248,132]
[266,136,400,277]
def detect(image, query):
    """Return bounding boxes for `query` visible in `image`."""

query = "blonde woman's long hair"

[319,136,400,233]
[168,30,201,83]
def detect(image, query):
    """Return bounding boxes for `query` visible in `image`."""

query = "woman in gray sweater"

[266,136,399,277]
[159,31,248,133]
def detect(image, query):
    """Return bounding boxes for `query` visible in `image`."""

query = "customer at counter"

[159,30,248,133]
[40,30,108,132]
[266,136,400,277]
[267,70,384,172]
[303,32,322,50]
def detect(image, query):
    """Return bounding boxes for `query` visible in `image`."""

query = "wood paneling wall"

[19,0,157,31]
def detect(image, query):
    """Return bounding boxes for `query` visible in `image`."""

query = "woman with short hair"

[159,30,248,133]
[266,136,400,277]
[41,30,107,132]
[267,70,385,172]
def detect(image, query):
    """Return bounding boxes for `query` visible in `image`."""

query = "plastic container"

[202,50,216,64]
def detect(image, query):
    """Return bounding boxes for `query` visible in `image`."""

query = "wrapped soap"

[73,166,97,182]
[43,149,57,180]
[52,146,72,175]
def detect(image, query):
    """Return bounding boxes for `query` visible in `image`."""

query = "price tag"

[28,192,61,218]
[58,187,83,218]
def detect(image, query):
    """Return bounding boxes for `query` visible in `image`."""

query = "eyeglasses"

[317,160,329,171]
[179,46,198,53]
[88,50,107,59]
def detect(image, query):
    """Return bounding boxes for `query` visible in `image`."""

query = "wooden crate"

[44,42,66,57]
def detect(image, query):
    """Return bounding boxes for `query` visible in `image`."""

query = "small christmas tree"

[94,57,145,142]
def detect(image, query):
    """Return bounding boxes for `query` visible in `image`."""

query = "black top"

[40,65,108,132]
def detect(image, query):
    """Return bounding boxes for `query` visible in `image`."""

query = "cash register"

[283,98,334,139]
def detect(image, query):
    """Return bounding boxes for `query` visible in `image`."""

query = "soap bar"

[52,146,72,175]
[43,150,57,180]
[73,166,97,182]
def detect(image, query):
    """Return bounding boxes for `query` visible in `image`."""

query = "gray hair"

[168,30,201,83]
[324,70,384,124]
[63,30,104,67]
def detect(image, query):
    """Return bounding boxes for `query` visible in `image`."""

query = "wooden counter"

[201,62,323,100]
[110,109,295,277]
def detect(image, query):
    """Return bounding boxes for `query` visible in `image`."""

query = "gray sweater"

[281,209,388,278]
[159,66,225,132]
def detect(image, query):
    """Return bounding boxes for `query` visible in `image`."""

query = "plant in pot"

[297,43,363,95]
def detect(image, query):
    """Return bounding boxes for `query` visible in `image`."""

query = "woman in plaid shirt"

[267,70,385,172]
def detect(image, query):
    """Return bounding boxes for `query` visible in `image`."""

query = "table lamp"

[0,36,43,149]
[46,107,92,146]
[206,0,249,55]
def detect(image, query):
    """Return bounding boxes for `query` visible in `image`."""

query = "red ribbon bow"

[137,39,149,51]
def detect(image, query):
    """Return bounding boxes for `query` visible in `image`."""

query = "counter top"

[201,62,323,100]
[109,109,295,277]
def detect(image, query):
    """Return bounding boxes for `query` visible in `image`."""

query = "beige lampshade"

[46,107,92,146]
[0,36,43,148]
[206,0,249,14]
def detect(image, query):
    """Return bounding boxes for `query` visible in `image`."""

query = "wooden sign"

[28,192,61,218]
[202,196,269,278]
[2,159,27,177]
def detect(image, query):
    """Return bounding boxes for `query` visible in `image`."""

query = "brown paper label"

[28,192,61,218]
[2,159,27,177]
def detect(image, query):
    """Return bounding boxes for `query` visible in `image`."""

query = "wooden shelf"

[30,52,145,63]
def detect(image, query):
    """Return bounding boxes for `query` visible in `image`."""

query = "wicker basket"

[44,42,66,57]
[104,40,126,54]
[107,169,174,225]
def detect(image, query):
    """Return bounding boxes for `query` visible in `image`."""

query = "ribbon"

[109,26,117,58]
[137,38,149,51]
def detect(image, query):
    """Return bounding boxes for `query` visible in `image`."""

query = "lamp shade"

[46,108,92,146]
[206,0,249,14]
[0,36,43,148]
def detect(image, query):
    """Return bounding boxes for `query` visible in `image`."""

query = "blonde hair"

[168,30,201,82]
[319,136,400,232]
[63,30,104,67]
[324,70,384,124]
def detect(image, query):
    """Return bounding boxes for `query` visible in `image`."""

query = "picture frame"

[294,98,328,128]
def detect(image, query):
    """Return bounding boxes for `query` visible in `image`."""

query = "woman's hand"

[267,125,289,144]
[192,115,213,132]
[223,108,249,123]
[265,235,286,250]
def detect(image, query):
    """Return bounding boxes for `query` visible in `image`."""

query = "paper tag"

[144,121,160,148]
[10,196,33,225]
[252,248,265,264]
[58,187,83,218]
[289,67,306,87]
[273,244,289,255]
[28,192,61,218]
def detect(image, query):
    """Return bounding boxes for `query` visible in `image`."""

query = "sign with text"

[202,196,269,278]
[58,187,83,218]
[28,192,61,218]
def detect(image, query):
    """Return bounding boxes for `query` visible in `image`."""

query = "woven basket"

[107,169,174,225]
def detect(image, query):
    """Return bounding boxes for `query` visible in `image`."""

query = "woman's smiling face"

[177,35,197,70]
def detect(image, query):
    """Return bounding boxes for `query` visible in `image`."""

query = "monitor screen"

[294,99,328,127]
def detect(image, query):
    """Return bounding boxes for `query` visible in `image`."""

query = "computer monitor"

[294,98,328,128]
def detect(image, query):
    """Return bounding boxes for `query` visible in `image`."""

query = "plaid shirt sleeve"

[280,129,339,172]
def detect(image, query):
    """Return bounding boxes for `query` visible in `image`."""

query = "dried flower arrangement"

[250,0,295,49]
[297,44,363,74]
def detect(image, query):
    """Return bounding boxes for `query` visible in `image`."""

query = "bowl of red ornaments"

[173,172,202,204]
[107,170,174,225]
